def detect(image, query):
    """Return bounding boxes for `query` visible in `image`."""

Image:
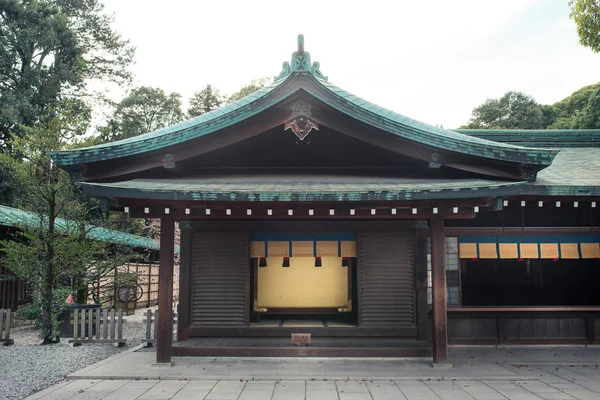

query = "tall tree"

[569,0,600,53]
[0,0,134,141]
[0,104,128,343]
[99,86,183,142]
[462,91,554,129]
[187,84,223,118]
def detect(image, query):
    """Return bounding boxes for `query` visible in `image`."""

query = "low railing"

[143,309,177,347]
[443,306,600,345]
[0,309,14,346]
[69,308,126,346]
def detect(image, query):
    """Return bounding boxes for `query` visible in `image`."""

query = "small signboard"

[291,333,311,346]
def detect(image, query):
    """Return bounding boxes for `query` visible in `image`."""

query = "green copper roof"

[79,147,600,199]
[79,175,528,202]
[527,148,600,196]
[50,35,557,174]
[0,205,159,250]
[455,129,600,148]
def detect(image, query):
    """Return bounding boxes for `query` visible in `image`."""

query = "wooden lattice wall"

[89,262,180,309]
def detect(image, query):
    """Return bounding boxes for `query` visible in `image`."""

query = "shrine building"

[51,36,600,367]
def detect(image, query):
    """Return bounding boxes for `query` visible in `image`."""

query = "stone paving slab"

[22,346,600,399]
[68,346,600,381]
[25,371,600,400]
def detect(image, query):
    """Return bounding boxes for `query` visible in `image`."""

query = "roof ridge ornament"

[275,34,328,81]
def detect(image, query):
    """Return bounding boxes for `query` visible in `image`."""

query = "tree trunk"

[76,285,87,304]
[41,191,57,344]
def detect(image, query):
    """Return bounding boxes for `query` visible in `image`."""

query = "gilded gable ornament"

[284,101,319,141]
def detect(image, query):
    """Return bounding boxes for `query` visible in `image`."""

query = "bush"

[16,302,42,321]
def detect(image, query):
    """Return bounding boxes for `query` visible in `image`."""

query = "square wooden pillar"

[429,215,450,367]
[156,216,175,364]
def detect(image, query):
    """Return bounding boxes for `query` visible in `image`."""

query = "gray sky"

[102,0,600,129]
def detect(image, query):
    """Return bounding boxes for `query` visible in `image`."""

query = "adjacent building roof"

[526,148,600,196]
[0,205,159,250]
[456,129,600,148]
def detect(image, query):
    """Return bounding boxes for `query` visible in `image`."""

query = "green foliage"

[463,91,553,129]
[574,86,600,128]
[462,83,600,131]
[186,78,271,119]
[553,83,600,118]
[226,77,272,104]
[569,0,600,53]
[16,302,42,321]
[187,84,224,118]
[549,83,600,129]
[0,0,134,141]
[1,107,134,342]
[98,86,183,142]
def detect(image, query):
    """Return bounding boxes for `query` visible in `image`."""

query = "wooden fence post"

[0,310,14,346]
[69,308,126,346]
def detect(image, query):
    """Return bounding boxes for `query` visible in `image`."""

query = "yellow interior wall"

[257,256,348,308]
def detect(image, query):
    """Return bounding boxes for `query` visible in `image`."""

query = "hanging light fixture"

[341,257,350,267]
[259,257,267,267]
[314,256,322,267]
[282,257,290,267]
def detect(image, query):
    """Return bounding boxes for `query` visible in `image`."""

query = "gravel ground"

[0,306,156,400]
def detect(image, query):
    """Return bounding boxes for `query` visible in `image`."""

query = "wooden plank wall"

[190,231,249,327]
[0,265,27,311]
[428,312,599,345]
[358,231,416,331]
[89,262,180,308]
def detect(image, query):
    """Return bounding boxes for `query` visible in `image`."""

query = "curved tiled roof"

[50,35,558,171]
[79,175,528,202]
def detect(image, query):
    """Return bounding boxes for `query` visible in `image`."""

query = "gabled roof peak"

[275,34,328,81]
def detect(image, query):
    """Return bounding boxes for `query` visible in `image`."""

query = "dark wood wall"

[190,231,249,327]
[180,221,422,338]
[358,232,415,331]
[427,310,600,345]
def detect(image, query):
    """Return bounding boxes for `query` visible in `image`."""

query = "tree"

[569,0,600,53]
[99,86,183,142]
[0,103,134,342]
[0,0,134,142]
[462,91,554,129]
[186,78,272,119]
[549,83,600,128]
[226,77,271,103]
[187,84,223,118]
[574,86,600,128]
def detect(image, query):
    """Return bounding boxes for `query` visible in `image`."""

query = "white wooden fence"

[69,308,126,346]
[0,309,14,346]
[143,309,177,347]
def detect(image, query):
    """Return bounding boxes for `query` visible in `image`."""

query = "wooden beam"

[124,205,478,220]
[440,226,600,236]
[116,198,494,210]
[156,216,175,364]
[430,215,450,367]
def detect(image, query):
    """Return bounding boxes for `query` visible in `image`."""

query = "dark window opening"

[460,259,600,306]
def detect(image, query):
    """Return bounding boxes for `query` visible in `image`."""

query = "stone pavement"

[24,346,600,399]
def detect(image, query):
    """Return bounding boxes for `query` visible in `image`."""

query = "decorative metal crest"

[275,34,328,81]
[284,102,319,141]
